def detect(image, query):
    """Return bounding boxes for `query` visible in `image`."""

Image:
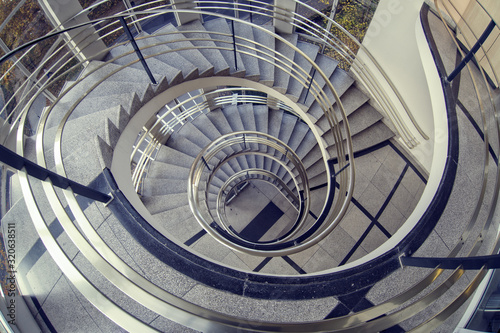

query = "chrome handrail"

[189,130,315,255]
[216,168,301,243]
[8,1,494,332]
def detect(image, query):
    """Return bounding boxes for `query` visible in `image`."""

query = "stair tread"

[135,33,199,80]
[203,18,246,77]
[155,146,195,167]
[47,92,140,129]
[286,41,320,101]
[328,121,395,158]
[142,178,188,196]
[321,103,383,145]
[148,161,191,180]
[252,24,275,86]
[233,21,260,81]
[273,33,298,94]
[177,19,231,76]
[299,54,339,107]
[141,192,190,215]
[154,23,215,77]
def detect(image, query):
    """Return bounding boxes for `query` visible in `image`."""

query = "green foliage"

[0,0,53,115]
[324,0,378,70]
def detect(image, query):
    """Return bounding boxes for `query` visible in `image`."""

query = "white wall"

[359,0,442,172]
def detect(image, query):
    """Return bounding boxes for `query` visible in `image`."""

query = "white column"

[273,0,296,34]
[37,0,107,62]
[170,0,201,26]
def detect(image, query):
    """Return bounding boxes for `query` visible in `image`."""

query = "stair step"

[299,54,339,108]
[60,80,153,106]
[81,60,164,86]
[136,33,199,81]
[253,104,269,156]
[238,104,259,166]
[141,193,189,215]
[176,122,212,149]
[287,120,309,152]
[176,20,231,76]
[203,18,246,77]
[328,121,395,158]
[321,103,383,146]
[148,161,191,180]
[46,92,140,130]
[142,178,188,196]
[252,24,275,86]
[336,86,371,118]
[154,23,215,78]
[152,206,200,243]
[62,140,105,185]
[155,146,195,168]
[273,33,298,94]
[165,135,203,158]
[233,21,260,81]
[286,41,320,102]
[266,109,284,165]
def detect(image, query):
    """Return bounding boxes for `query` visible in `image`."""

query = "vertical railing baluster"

[231,20,238,70]
[303,68,316,104]
[119,16,157,85]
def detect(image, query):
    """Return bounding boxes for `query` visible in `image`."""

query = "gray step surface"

[328,121,395,158]
[203,18,246,77]
[155,146,195,167]
[142,178,188,196]
[299,54,339,108]
[147,161,191,180]
[142,192,190,215]
[286,41,320,102]
[47,92,141,129]
[177,20,231,76]
[154,23,215,78]
[252,24,275,86]
[321,103,383,146]
[273,33,298,94]
[233,21,260,81]
[136,34,199,81]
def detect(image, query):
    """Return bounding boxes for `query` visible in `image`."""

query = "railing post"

[303,68,316,104]
[119,17,157,85]
[231,20,239,70]
[201,156,211,171]
[273,0,296,34]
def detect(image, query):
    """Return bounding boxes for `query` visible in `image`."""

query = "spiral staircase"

[1,0,500,332]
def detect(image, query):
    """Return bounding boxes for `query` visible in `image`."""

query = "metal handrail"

[215,168,301,244]
[7,1,490,332]
[2,2,352,332]
[189,130,315,255]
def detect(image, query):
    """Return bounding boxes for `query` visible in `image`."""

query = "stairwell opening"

[224,179,299,243]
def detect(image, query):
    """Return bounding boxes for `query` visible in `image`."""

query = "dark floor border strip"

[184,229,207,247]
[253,257,272,272]
[30,295,57,333]
[374,165,409,221]
[282,256,307,274]
[387,141,427,184]
[339,166,407,264]
[457,100,499,165]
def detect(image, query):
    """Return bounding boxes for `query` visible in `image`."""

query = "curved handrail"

[215,168,301,244]
[5,1,496,332]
